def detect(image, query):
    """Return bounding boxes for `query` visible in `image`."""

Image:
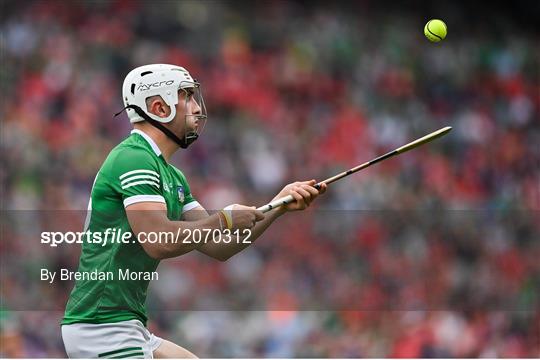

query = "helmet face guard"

[119,64,207,148]
[179,81,207,148]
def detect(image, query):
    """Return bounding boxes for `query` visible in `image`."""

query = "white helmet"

[119,64,207,148]
[122,63,199,123]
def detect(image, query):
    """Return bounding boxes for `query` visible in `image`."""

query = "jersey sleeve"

[108,149,165,208]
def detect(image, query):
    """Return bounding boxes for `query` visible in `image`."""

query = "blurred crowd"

[1,0,539,357]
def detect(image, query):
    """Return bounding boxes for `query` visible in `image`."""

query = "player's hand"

[273,180,327,212]
[225,204,265,230]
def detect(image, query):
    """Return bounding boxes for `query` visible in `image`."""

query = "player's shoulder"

[168,163,188,181]
[100,137,161,179]
[109,142,157,167]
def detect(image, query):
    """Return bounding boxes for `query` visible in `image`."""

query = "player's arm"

[182,180,326,261]
[112,149,262,259]
[182,204,282,261]
[125,202,261,260]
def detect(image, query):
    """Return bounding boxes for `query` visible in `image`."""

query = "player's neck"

[132,124,179,162]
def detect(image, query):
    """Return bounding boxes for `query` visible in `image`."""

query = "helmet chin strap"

[115,105,198,149]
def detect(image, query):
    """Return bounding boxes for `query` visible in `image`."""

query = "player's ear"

[148,97,171,118]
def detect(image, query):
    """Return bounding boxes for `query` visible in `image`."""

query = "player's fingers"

[306,180,323,197]
[299,185,319,204]
[251,208,265,221]
[295,186,312,198]
[294,187,312,206]
[310,182,326,194]
[247,213,256,228]
[291,189,306,208]
[298,179,316,186]
[301,184,319,197]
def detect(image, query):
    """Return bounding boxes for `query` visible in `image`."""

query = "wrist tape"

[220,205,234,230]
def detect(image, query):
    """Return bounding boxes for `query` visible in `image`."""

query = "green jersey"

[62,129,199,326]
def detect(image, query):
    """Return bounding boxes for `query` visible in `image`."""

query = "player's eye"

[185,89,194,98]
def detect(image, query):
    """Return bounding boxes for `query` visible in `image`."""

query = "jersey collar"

[131,129,162,157]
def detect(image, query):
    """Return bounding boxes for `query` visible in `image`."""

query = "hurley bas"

[40,268,159,283]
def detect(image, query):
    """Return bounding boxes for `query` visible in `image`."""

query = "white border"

[123,195,166,208]
[182,201,201,213]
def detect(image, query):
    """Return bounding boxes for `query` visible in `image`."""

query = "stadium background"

[1,0,539,357]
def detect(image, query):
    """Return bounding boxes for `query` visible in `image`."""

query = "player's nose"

[191,98,201,115]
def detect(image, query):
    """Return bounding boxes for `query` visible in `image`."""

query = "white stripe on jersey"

[123,195,166,208]
[119,169,160,180]
[121,180,160,190]
[182,201,201,213]
[120,174,160,186]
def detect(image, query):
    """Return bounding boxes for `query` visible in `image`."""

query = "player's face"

[171,87,203,138]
